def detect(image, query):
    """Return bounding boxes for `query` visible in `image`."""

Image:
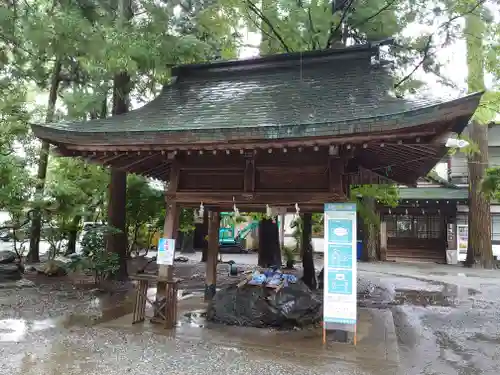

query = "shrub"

[282,246,296,269]
[68,225,121,284]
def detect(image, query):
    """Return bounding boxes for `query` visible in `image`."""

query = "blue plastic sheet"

[247,269,298,287]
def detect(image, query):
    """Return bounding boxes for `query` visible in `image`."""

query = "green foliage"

[481,167,500,200]
[178,208,196,233]
[312,213,324,236]
[290,216,302,253]
[350,184,399,227]
[42,223,67,260]
[41,157,109,253]
[0,78,34,219]
[282,245,296,267]
[350,184,400,207]
[289,213,323,256]
[0,0,497,266]
[0,0,244,260]
[69,226,121,284]
[126,174,164,251]
[46,157,109,218]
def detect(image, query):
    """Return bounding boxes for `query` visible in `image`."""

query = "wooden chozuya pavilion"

[31,39,482,326]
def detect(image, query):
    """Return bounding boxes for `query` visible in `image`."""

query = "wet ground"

[359,262,500,375]
[1,254,500,374]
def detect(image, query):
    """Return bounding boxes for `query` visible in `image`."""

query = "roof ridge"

[172,39,395,78]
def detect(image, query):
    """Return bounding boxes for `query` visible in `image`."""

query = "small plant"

[42,223,67,260]
[68,225,121,285]
[282,246,296,269]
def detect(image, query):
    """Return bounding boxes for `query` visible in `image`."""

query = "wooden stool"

[130,274,179,328]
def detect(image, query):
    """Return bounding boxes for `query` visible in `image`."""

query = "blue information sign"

[323,203,357,327]
[326,219,352,244]
[327,270,353,295]
[327,244,353,269]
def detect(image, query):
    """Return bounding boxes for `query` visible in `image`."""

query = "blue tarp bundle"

[247,269,298,287]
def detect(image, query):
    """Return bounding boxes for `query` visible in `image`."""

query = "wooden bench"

[129,274,179,328]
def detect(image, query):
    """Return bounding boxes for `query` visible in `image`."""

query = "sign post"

[323,203,357,345]
[157,238,176,266]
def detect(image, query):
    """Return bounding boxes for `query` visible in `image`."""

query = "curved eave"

[31,92,483,149]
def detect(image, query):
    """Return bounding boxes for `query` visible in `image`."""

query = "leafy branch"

[394,0,488,88]
[352,0,399,28]
[325,0,355,48]
[245,0,291,52]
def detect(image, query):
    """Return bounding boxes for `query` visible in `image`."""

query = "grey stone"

[0,263,22,282]
[36,260,68,277]
[0,250,16,264]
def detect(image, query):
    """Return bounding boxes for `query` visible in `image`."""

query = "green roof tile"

[399,187,468,200]
[30,44,483,146]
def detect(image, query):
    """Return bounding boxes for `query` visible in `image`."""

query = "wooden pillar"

[301,213,316,290]
[200,209,209,261]
[380,220,387,261]
[205,211,220,301]
[153,201,179,324]
[159,202,178,282]
[106,169,128,280]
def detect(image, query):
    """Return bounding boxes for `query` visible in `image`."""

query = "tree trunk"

[104,0,133,281]
[200,209,209,261]
[257,218,281,267]
[106,73,131,280]
[464,10,493,268]
[107,169,128,279]
[301,213,316,289]
[27,59,62,263]
[65,215,81,255]
[362,197,380,262]
[466,121,493,268]
[181,231,195,253]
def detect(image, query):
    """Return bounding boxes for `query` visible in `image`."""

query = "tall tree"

[105,0,134,280]
[28,59,62,263]
[465,3,494,268]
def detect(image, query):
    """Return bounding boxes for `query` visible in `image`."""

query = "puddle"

[392,286,477,307]
[428,272,448,276]
[144,288,203,303]
[178,309,207,328]
[0,317,59,342]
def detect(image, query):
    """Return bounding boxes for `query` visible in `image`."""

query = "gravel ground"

[0,325,395,375]
[0,253,400,375]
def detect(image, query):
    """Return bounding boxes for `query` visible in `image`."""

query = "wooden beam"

[61,129,439,152]
[168,157,180,192]
[166,191,348,205]
[92,153,126,164]
[114,153,159,170]
[328,156,344,194]
[244,155,255,193]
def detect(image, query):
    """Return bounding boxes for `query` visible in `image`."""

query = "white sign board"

[157,238,175,265]
[457,224,468,262]
[323,203,357,329]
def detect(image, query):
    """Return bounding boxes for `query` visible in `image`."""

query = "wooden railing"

[129,274,179,328]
